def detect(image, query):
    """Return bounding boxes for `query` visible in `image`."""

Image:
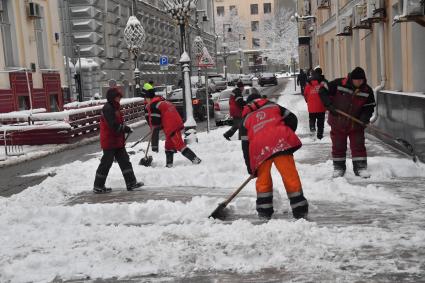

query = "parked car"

[209,77,227,92]
[239,74,253,86]
[166,87,214,122]
[154,85,175,98]
[259,73,278,86]
[227,74,240,86]
[214,86,261,126]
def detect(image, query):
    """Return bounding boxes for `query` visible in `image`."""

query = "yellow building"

[0,0,65,112]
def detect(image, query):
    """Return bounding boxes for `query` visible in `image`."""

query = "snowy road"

[1,80,424,282]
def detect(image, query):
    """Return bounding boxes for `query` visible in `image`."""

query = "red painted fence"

[0,99,144,145]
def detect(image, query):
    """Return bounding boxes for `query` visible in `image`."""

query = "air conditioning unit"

[402,0,424,16]
[28,2,42,18]
[317,0,331,9]
[353,4,371,29]
[361,0,385,23]
[336,16,352,36]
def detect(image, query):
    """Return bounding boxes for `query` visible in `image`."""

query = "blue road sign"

[159,56,168,66]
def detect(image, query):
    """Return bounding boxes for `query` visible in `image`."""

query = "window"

[252,38,260,48]
[217,6,224,16]
[250,4,258,15]
[229,5,237,15]
[0,0,17,67]
[49,94,59,112]
[264,3,272,14]
[34,7,49,69]
[18,96,30,110]
[251,21,259,32]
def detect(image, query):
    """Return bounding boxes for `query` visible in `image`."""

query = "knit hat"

[236,81,244,88]
[350,67,366,80]
[314,67,322,75]
[106,87,122,103]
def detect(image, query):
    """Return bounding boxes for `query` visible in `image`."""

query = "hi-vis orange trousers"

[255,154,308,219]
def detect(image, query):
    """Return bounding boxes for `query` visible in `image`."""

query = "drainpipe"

[370,22,386,123]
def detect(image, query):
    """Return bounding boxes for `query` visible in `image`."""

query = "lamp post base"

[184,125,198,144]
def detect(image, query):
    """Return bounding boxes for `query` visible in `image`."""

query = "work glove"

[123,125,133,133]
[327,104,337,115]
[248,167,257,178]
[359,114,370,126]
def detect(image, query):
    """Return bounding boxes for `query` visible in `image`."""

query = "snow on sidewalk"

[0,80,424,282]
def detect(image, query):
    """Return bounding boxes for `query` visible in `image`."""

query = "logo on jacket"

[256,111,266,121]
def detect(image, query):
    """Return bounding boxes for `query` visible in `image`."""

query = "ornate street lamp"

[124,12,146,97]
[160,0,199,143]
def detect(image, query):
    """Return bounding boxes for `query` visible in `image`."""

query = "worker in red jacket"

[224,81,246,140]
[93,88,143,193]
[319,67,376,178]
[145,89,201,167]
[240,93,308,220]
[304,68,327,140]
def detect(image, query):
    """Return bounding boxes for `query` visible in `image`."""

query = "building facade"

[297,0,425,160]
[59,0,216,100]
[0,0,65,113]
[213,0,296,74]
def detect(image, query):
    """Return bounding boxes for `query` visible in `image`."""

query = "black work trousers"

[93,147,137,189]
[309,112,326,139]
[224,117,242,139]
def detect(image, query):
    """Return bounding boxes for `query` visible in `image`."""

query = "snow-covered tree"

[261,8,298,65]
[215,9,247,52]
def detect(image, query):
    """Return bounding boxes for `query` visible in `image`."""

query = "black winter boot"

[165,150,174,168]
[181,148,202,164]
[332,160,346,178]
[353,160,370,178]
[289,191,309,219]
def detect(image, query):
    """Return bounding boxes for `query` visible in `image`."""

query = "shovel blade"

[208,202,227,219]
[139,156,153,167]
[395,138,418,162]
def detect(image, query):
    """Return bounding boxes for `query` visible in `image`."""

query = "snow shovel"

[139,134,153,166]
[130,131,151,149]
[335,109,418,162]
[209,175,255,219]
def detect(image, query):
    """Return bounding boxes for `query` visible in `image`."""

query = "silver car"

[240,74,253,86]
[214,86,260,126]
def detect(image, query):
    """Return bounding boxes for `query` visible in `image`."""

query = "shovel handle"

[144,135,151,158]
[223,175,255,206]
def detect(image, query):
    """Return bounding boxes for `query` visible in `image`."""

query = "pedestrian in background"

[297,69,308,95]
[304,67,327,140]
[223,81,246,140]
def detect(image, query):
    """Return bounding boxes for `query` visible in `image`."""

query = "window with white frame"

[34,6,49,69]
[0,0,17,67]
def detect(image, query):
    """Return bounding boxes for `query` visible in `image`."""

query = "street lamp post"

[222,23,231,81]
[124,5,146,98]
[161,0,198,144]
[238,34,245,76]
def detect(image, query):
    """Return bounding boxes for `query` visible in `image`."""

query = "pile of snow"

[0,81,424,282]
